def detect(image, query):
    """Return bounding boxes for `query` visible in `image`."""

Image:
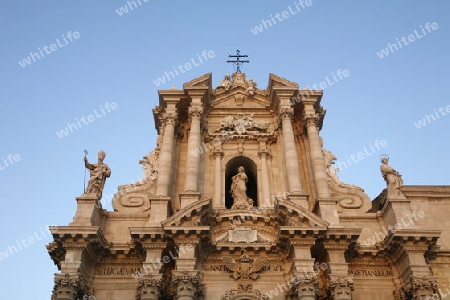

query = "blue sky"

[0,1,449,298]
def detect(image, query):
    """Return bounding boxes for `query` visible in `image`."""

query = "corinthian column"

[258,138,271,207]
[156,113,178,197]
[303,113,330,199]
[213,150,223,207]
[184,106,203,192]
[279,107,302,193]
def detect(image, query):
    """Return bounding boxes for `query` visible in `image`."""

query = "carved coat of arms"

[222,250,267,281]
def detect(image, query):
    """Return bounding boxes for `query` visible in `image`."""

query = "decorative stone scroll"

[322,148,371,213]
[51,273,90,300]
[228,227,257,243]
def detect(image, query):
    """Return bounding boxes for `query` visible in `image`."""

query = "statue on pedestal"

[380,156,404,197]
[84,150,111,198]
[231,166,253,209]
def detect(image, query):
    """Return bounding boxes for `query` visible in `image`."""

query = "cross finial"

[227,50,249,73]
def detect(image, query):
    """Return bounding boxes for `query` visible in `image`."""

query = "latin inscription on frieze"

[202,264,285,272]
[95,267,141,276]
[348,269,393,276]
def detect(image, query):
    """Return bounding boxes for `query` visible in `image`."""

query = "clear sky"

[0,1,449,298]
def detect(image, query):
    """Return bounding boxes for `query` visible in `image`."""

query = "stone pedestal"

[179,192,201,209]
[289,193,310,210]
[147,197,171,226]
[70,194,103,226]
[314,198,339,226]
[382,196,418,230]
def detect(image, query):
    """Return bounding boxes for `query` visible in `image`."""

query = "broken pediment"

[275,198,329,228]
[161,197,212,227]
[183,72,212,90]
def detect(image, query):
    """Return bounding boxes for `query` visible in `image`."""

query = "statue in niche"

[84,150,111,198]
[219,73,232,91]
[380,156,404,197]
[230,166,253,209]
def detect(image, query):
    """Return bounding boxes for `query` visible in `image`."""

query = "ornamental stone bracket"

[171,271,203,300]
[136,274,163,300]
[51,273,91,300]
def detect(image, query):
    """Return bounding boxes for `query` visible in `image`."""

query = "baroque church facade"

[47,71,450,300]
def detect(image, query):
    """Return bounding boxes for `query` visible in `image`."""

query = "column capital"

[328,274,354,299]
[211,150,224,160]
[171,271,203,299]
[287,272,319,298]
[162,112,178,127]
[399,276,441,300]
[136,274,163,300]
[278,106,294,122]
[258,139,271,158]
[188,106,204,121]
[52,273,91,300]
[302,112,320,128]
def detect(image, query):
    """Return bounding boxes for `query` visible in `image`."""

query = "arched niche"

[225,156,258,209]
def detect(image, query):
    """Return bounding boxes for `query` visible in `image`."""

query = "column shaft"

[280,109,302,193]
[156,115,176,197]
[214,152,222,207]
[260,154,271,207]
[184,112,202,192]
[306,120,330,198]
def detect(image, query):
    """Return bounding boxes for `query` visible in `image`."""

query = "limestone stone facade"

[47,71,450,300]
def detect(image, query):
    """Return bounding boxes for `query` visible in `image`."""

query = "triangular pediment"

[183,72,212,89]
[275,199,329,228]
[267,73,299,90]
[161,197,212,227]
[212,90,269,109]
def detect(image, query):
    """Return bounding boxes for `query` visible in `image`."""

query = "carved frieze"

[213,113,272,137]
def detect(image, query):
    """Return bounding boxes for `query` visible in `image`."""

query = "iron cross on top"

[227,50,249,72]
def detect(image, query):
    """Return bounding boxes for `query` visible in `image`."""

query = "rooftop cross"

[226,50,249,73]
